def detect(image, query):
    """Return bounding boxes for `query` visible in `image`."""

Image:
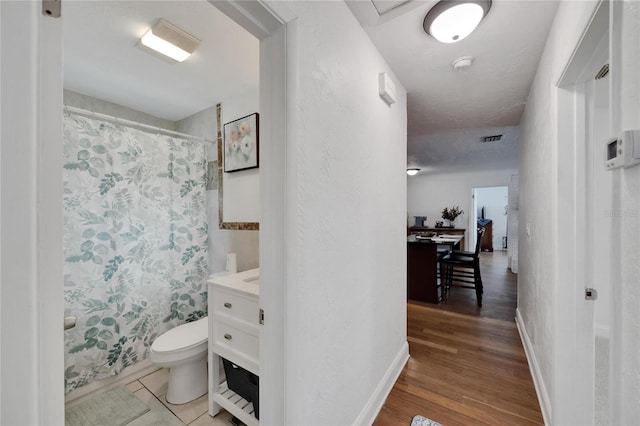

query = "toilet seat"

[152,317,208,353]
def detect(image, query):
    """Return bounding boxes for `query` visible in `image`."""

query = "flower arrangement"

[441,206,464,222]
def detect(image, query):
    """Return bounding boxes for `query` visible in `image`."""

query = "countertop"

[207,268,260,297]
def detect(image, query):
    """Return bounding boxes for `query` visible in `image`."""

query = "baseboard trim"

[515,308,551,425]
[64,359,159,407]
[353,341,409,425]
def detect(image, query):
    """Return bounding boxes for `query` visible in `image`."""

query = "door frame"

[0,1,292,424]
[555,0,608,423]
[207,2,293,423]
[1,2,64,424]
[469,185,509,252]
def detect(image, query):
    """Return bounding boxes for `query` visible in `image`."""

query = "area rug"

[65,386,150,426]
[125,405,184,426]
[411,414,443,426]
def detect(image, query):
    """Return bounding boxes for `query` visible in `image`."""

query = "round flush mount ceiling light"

[407,168,421,176]
[423,0,492,44]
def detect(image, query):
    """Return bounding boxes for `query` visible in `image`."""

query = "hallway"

[374,304,542,425]
[373,252,538,425]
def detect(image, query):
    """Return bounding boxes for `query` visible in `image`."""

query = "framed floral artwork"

[223,113,259,172]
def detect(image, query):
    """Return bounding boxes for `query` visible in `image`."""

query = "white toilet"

[149,317,208,404]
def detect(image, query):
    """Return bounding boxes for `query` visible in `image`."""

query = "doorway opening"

[555,0,610,422]
[471,186,509,253]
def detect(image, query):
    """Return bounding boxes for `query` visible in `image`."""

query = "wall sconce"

[423,0,492,44]
[407,168,420,176]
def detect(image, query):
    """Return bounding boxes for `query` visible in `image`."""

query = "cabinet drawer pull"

[224,333,232,340]
[223,302,232,308]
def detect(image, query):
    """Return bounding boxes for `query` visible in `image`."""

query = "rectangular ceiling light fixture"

[140,19,200,63]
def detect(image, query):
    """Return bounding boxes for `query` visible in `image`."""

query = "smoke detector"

[452,56,474,71]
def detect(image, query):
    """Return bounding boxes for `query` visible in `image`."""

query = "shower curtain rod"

[63,105,215,144]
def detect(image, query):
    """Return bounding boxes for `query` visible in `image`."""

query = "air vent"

[483,135,502,142]
[595,64,609,80]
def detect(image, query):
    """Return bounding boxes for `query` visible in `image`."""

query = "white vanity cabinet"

[207,269,260,425]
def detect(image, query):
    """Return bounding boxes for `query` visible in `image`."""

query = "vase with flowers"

[441,206,464,228]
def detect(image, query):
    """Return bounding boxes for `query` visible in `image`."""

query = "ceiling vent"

[595,64,609,80]
[483,135,502,142]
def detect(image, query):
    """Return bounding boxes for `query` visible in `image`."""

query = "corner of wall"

[353,342,409,425]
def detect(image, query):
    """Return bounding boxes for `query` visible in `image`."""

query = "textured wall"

[609,1,640,423]
[281,2,407,424]
[518,1,640,424]
[518,2,599,420]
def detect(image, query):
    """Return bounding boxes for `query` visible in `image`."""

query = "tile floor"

[126,368,234,426]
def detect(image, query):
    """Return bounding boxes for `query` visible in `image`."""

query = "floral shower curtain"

[62,113,209,393]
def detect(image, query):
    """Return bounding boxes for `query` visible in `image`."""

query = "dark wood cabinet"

[407,241,441,303]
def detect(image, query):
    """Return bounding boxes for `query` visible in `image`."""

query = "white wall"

[518,0,640,424]
[219,89,260,223]
[281,2,408,424]
[176,101,259,273]
[408,169,516,251]
[475,186,508,251]
[608,1,640,423]
[518,2,598,421]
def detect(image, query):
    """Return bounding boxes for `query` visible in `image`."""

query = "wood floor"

[374,252,542,425]
[432,251,518,322]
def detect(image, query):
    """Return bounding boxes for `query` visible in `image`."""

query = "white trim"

[64,360,159,407]
[0,0,3,419]
[595,324,610,339]
[1,3,64,424]
[516,309,551,426]
[208,1,291,424]
[38,9,65,424]
[353,342,409,426]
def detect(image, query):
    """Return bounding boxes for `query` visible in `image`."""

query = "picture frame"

[223,113,259,172]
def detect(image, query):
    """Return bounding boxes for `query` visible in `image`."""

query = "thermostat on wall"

[605,130,640,170]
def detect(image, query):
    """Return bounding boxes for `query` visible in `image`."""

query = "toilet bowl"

[149,317,208,404]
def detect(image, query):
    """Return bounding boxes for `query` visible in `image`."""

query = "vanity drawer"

[211,288,259,326]
[213,320,259,361]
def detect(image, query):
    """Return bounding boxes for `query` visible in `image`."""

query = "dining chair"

[441,227,485,306]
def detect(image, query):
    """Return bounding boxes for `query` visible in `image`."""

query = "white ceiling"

[63,0,259,122]
[64,0,558,172]
[349,0,559,173]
